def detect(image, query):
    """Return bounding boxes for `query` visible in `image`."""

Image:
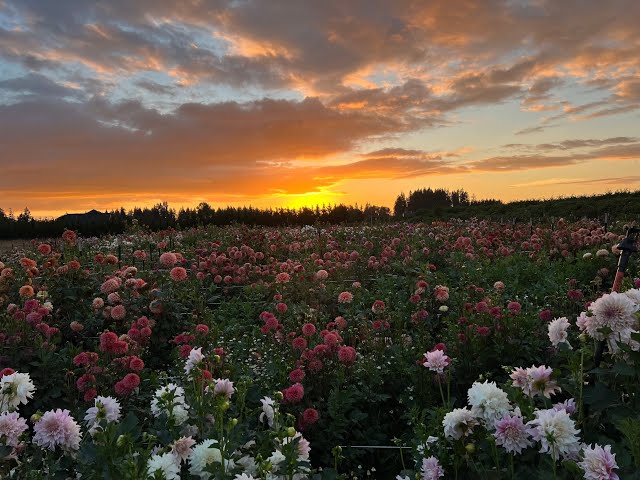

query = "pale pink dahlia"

[213,378,235,399]
[509,367,529,389]
[494,412,533,454]
[511,365,561,398]
[171,436,196,463]
[548,317,572,348]
[578,444,619,480]
[33,409,82,452]
[0,411,28,447]
[585,292,639,352]
[421,456,444,480]
[423,350,449,373]
[527,365,561,398]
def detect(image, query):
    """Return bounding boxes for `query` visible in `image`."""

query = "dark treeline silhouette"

[0,202,391,239]
[394,188,640,223]
[3,188,640,239]
[393,188,481,216]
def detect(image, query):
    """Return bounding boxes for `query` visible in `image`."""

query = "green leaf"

[612,362,637,377]
[583,382,618,410]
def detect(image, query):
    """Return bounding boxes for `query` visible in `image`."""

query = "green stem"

[492,439,501,479]
[509,454,514,479]
[438,376,446,408]
[578,349,585,426]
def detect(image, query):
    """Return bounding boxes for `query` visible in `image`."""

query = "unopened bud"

[465,443,476,454]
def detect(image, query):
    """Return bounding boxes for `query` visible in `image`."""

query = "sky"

[0,0,639,218]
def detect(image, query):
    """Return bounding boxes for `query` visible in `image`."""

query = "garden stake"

[594,225,639,367]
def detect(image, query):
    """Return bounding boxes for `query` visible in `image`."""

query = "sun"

[280,190,342,210]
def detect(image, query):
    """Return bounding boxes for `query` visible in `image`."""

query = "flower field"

[1,220,639,479]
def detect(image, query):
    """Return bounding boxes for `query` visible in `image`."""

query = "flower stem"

[437,376,446,408]
[509,454,514,479]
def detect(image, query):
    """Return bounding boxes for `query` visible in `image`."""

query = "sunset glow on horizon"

[1,1,640,219]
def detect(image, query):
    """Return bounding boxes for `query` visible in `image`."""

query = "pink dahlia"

[289,369,305,383]
[316,269,329,281]
[338,346,357,365]
[275,272,290,283]
[110,304,126,321]
[33,409,82,452]
[284,383,304,403]
[302,323,316,336]
[338,291,354,303]
[159,252,178,268]
[303,408,319,425]
[170,267,188,282]
[423,349,449,373]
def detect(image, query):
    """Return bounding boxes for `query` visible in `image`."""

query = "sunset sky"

[1,0,639,218]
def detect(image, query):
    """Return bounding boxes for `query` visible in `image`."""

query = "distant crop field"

[0,238,30,254]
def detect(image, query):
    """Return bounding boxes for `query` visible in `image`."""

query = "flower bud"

[465,443,476,454]
[116,434,129,447]
[286,427,296,437]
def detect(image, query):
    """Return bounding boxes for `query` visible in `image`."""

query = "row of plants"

[0,220,638,478]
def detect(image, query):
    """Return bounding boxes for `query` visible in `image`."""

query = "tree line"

[392,187,499,216]
[2,187,639,239]
[0,203,391,239]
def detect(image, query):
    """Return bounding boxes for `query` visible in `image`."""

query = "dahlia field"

[1,220,639,479]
